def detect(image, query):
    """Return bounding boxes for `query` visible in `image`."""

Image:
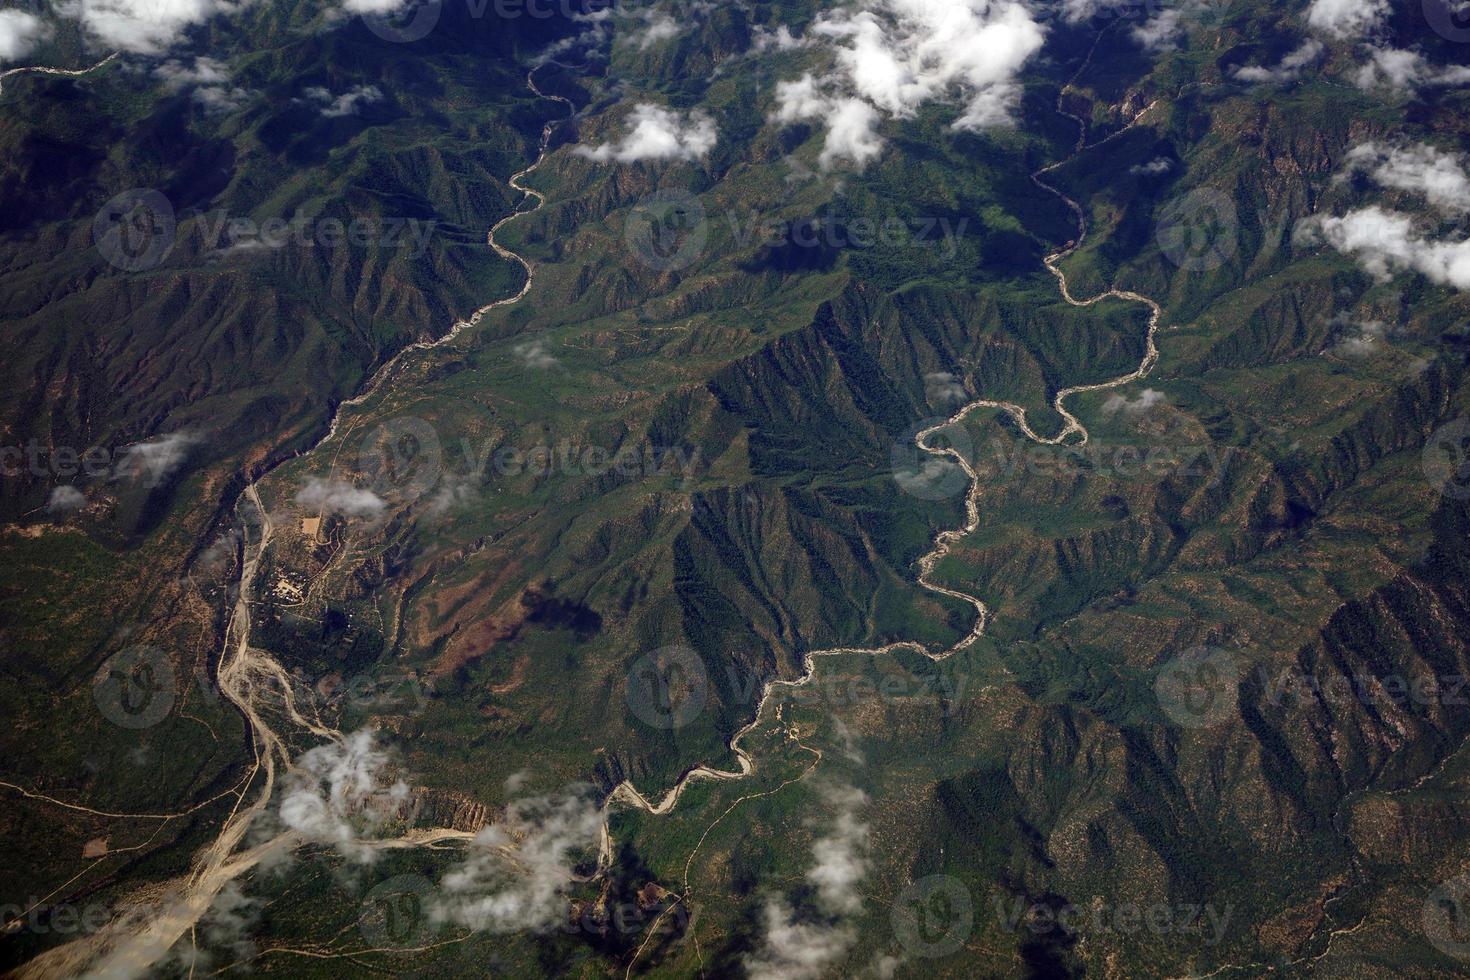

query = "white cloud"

[751,24,807,52]
[1234,39,1323,83]
[1297,206,1470,290]
[278,729,411,862]
[1306,0,1388,40]
[532,8,615,66]
[114,431,199,486]
[1340,142,1470,215]
[1329,316,1388,357]
[512,339,559,369]
[822,97,884,169]
[430,787,603,933]
[303,83,384,118]
[296,477,387,518]
[806,784,869,914]
[768,0,1046,170]
[62,0,251,54]
[746,901,856,980]
[194,881,261,964]
[156,56,252,112]
[0,10,49,62]
[1353,46,1470,93]
[773,73,828,123]
[745,783,869,980]
[1132,9,1183,52]
[1059,0,1130,24]
[924,371,967,404]
[341,0,405,13]
[47,486,86,513]
[1101,388,1167,418]
[1298,142,1470,291]
[575,103,717,163]
[1129,156,1174,176]
[632,10,680,49]
[893,457,962,494]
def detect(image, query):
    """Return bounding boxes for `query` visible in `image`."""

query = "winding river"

[15,49,1166,977]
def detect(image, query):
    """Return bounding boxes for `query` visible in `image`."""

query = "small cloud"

[424,475,476,516]
[194,530,240,575]
[893,458,960,494]
[296,477,386,518]
[1297,206,1470,290]
[575,103,717,163]
[1234,39,1324,84]
[1306,0,1389,40]
[1101,389,1167,418]
[1298,143,1470,290]
[303,83,384,118]
[429,786,603,933]
[1330,317,1388,357]
[512,339,559,370]
[114,431,199,487]
[156,56,253,112]
[278,729,410,862]
[1132,9,1184,52]
[191,882,261,966]
[0,10,49,63]
[924,371,967,405]
[47,486,86,514]
[751,24,807,52]
[340,0,407,12]
[745,783,870,979]
[631,10,680,49]
[1129,156,1174,176]
[1339,141,1470,216]
[1353,46,1470,94]
[63,0,240,54]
